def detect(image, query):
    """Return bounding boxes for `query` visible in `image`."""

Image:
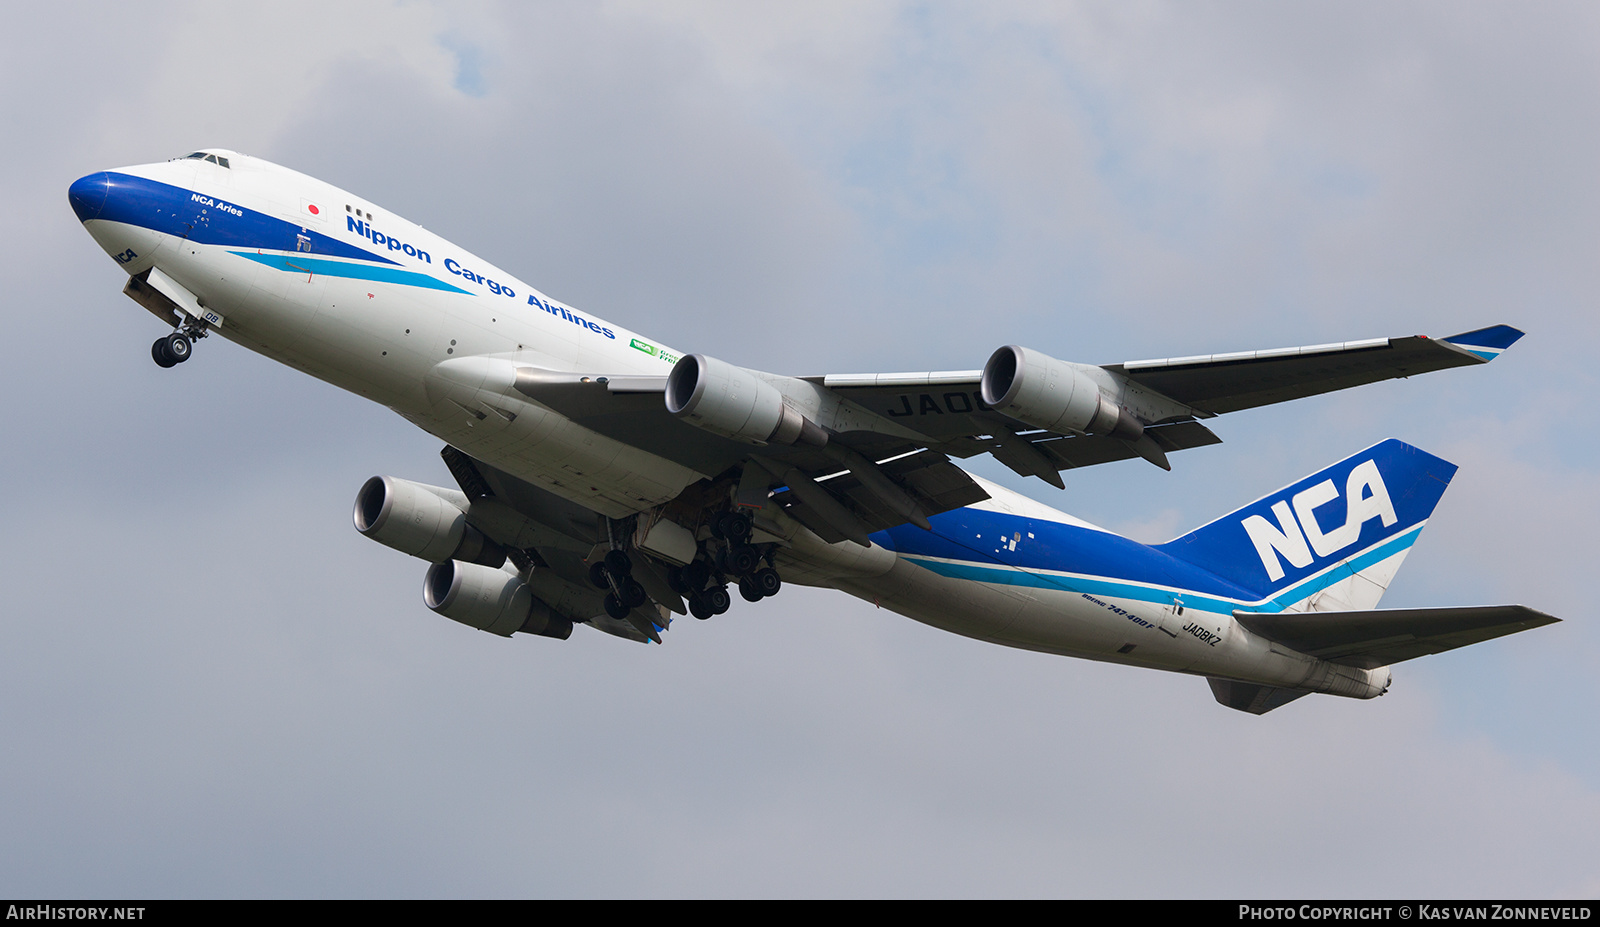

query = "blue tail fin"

[1155,440,1457,612]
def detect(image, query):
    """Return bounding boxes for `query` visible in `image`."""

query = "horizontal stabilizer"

[1207,678,1313,715]
[1234,604,1559,669]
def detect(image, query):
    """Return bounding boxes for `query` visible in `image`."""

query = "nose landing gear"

[150,312,211,368]
[151,332,192,368]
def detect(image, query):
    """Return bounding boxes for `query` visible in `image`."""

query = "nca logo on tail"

[1242,460,1397,581]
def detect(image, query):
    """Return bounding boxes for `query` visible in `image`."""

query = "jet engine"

[980,345,1143,440]
[423,560,574,639]
[353,476,505,567]
[665,354,827,447]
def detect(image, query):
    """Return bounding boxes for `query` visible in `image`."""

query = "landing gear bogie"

[726,544,761,576]
[711,510,752,543]
[603,549,633,577]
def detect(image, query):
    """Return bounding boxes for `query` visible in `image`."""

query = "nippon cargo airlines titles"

[345,216,436,265]
[68,148,1557,714]
[348,210,624,338]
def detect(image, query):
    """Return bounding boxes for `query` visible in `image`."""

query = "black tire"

[721,511,752,542]
[738,576,764,602]
[753,568,782,597]
[151,337,177,368]
[685,560,710,590]
[589,561,610,589]
[603,549,632,576]
[625,580,648,609]
[727,545,760,576]
[165,332,192,363]
[667,566,690,596]
[707,586,731,615]
[603,592,630,620]
[689,595,713,620]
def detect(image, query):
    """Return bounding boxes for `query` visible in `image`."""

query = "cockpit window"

[181,151,230,168]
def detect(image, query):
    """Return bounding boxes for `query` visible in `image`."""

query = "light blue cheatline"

[228,250,473,295]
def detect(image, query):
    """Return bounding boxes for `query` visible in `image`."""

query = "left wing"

[1106,324,1523,414]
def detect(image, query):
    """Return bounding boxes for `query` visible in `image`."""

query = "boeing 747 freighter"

[68,149,1556,713]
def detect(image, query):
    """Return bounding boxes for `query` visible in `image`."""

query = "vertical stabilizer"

[1156,440,1456,612]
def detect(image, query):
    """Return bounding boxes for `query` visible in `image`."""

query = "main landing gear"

[671,508,783,619]
[587,503,786,625]
[588,549,649,621]
[670,559,732,620]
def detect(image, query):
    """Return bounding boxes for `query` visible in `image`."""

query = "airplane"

[68,148,1558,714]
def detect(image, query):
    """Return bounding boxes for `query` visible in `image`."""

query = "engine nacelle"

[423,561,574,639]
[353,476,505,567]
[980,345,1143,439]
[665,354,826,447]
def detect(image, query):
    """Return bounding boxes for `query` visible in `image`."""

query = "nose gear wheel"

[151,332,192,368]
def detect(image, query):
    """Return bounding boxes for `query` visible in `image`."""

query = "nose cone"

[68,171,111,222]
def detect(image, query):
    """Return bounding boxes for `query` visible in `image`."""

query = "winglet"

[1442,325,1524,362]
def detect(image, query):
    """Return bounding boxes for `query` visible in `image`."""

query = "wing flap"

[1234,604,1559,669]
[770,449,989,542]
[1031,420,1222,471]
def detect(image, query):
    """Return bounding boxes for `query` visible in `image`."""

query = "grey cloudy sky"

[3,1,1596,897]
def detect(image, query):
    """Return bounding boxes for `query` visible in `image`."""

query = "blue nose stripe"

[68,172,111,222]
